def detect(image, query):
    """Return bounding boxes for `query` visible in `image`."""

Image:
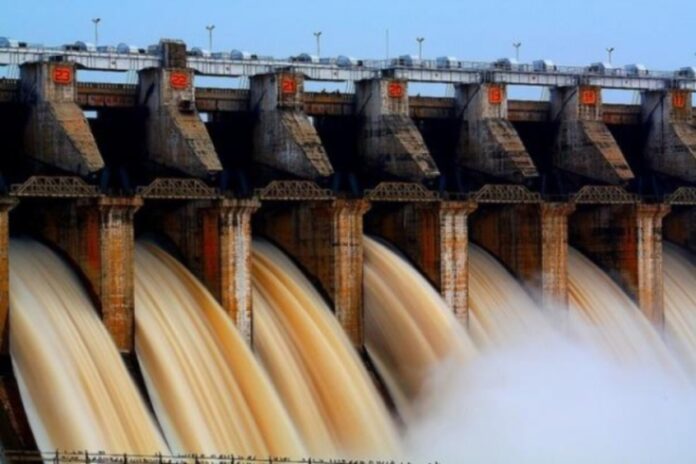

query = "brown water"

[9,239,168,454]
[252,239,400,459]
[363,237,477,420]
[664,242,696,376]
[134,242,305,457]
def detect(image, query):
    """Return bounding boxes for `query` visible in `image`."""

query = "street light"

[206,24,215,51]
[313,31,322,58]
[606,47,615,64]
[92,18,101,47]
[513,42,522,62]
[416,37,425,60]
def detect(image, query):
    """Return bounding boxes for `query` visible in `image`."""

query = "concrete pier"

[138,40,222,178]
[0,199,16,351]
[642,89,696,182]
[570,203,669,326]
[19,62,104,175]
[471,200,576,310]
[455,83,538,182]
[250,72,333,178]
[366,199,477,321]
[39,197,142,351]
[356,79,439,181]
[160,199,259,344]
[551,85,634,184]
[257,198,370,347]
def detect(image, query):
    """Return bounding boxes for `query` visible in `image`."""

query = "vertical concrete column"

[40,197,142,352]
[366,201,477,321]
[96,198,142,351]
[551,85,633,184]
[0,199,17,351]
[258,199,370,347]
[471,202,575,310]
[355,78,439,180]
[200,199,260,344]
[642,89,696,182]
[540,202,575,309]
[20,62,105,175]
[570,203,669,326]
[455,83,538,181]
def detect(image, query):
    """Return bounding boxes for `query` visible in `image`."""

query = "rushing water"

[252,239,400,459]
[664,242,696,377]
[9,239,168,454]
[134,242,304,457]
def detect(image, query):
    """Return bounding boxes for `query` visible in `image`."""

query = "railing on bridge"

[0,450,412,464]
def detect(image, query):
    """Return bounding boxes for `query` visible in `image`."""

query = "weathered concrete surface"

[471,202,575,310]
[250,72,333,178]
[663,207,696,254]
[551,86,634,184]
[455,84,538,181]
[642,90,696,182]
[356,79,439,181]
[257,199,370,347]
[365,201,477,321]
[159,199,259,344]
[0,199,17,352]
[20,62,105,175]
[38,197,142,351]
[0,376,35,450]
[570,203,669,326]
[139,42,222,178]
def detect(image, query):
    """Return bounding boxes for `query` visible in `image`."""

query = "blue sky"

[1,0,694,70]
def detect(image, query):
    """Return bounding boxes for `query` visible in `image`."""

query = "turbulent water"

[134,242,304,457]
[9,239,168,454]
[252,239,400,459]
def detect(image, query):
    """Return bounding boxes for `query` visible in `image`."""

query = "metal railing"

[1,450,420,464]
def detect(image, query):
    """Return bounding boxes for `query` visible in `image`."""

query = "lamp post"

[606,47,615,64]
[513,42,522,61]
[206,24,215,51]
[92,18,101,47]
[416,37,425,60]
[313,31,322,58]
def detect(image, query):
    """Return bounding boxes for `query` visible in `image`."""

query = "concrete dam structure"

[0,38,695,460]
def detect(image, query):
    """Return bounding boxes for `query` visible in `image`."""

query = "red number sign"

[281,77,297,94]
[170,71,189,90]
[388,81,404,98]
[52,66,73,85]
[672,91,687,109]
[581,88,598,106]
[488,85,503,104]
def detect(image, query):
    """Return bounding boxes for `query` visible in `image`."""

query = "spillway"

[9,239,167,454]
[664,242,696,377]
[363,236,477,420]
[252,239,400,459]
[134,242,304,457]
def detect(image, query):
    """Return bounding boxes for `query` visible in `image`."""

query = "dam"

[0,38,695,461]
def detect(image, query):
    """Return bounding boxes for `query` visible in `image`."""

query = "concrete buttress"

[471,202,575,310]
[455,84,538,181]
[138,40,222,178]
[256,199,370,347]
[38,197,142,352]
[551,86,634,184]
[365,200,477,322]
[250,72,334,178]
[0,199,17,352]
[570,203,669,326]
[642,90,696,182]
[356,79,440,181]
[20,62,105,175]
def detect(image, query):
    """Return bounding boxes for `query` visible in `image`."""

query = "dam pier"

[0,38,695,453]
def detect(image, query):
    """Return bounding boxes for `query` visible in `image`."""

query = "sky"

[1,0,695,69]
